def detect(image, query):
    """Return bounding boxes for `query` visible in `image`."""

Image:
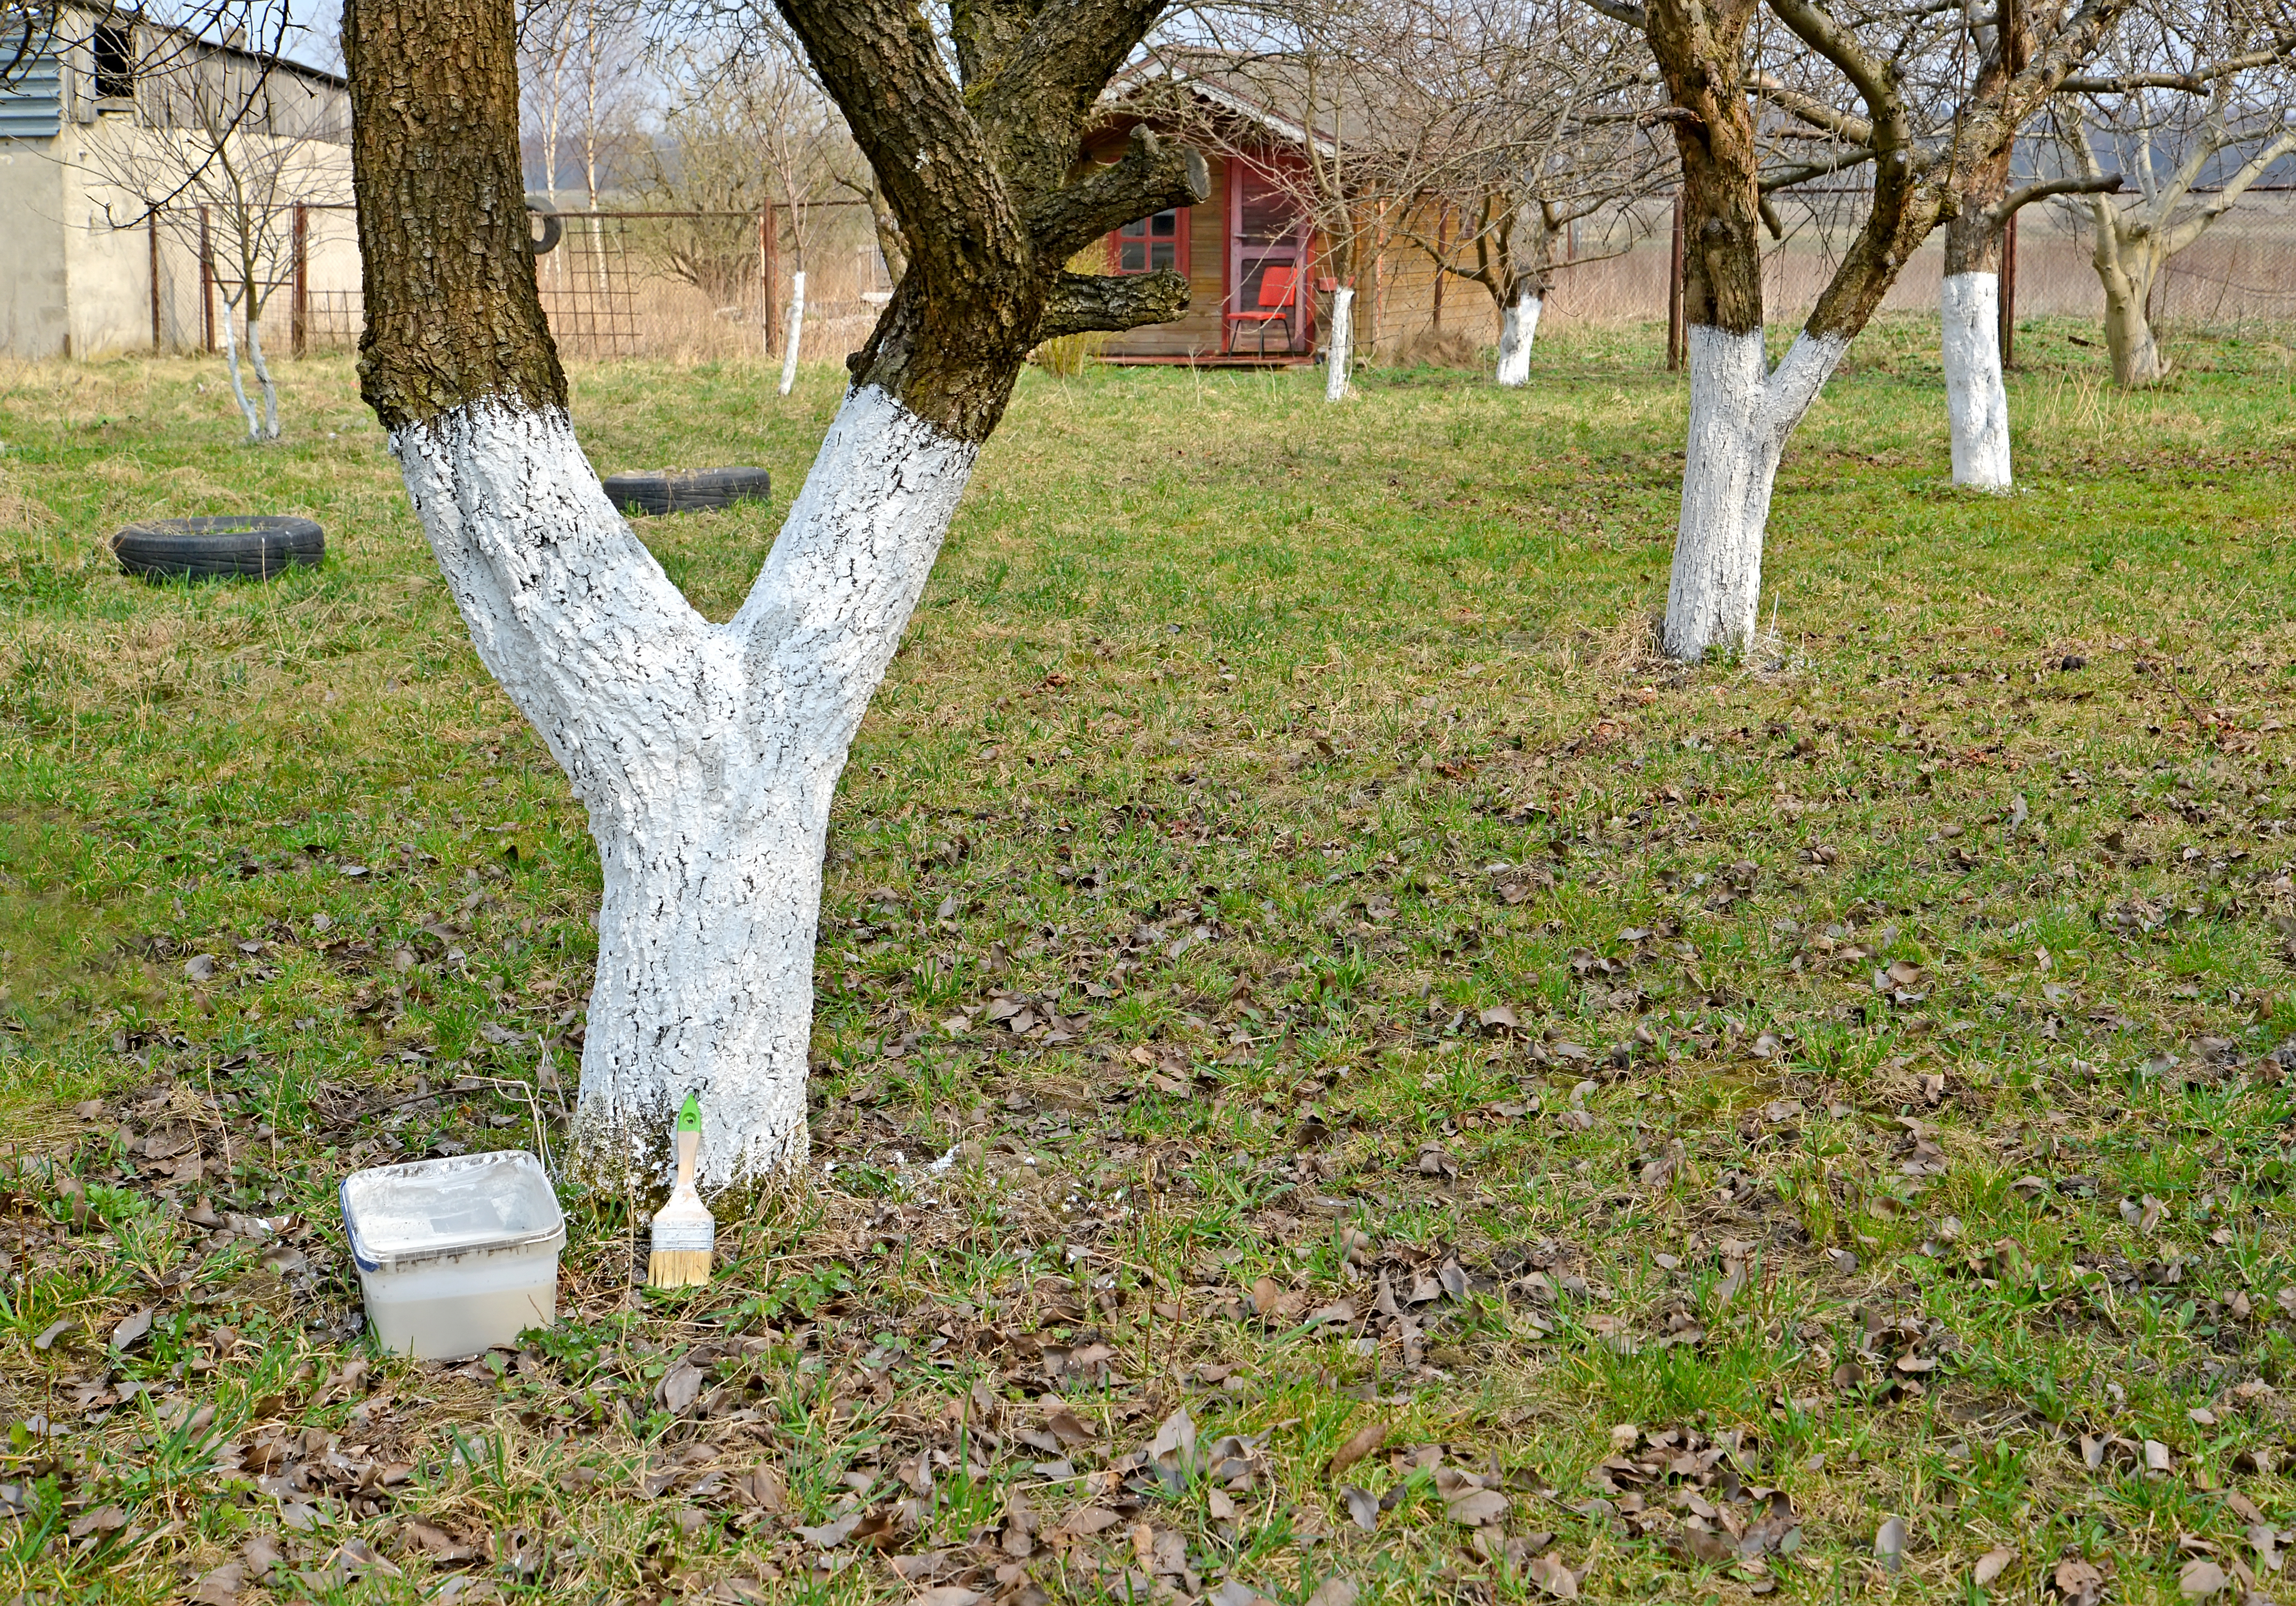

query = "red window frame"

[1107,204,1189,275]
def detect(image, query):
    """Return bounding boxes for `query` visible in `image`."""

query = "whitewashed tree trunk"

[1662,325,1847,662]
[1324,286,1354,401]
[779,270,807,397]
[390,384,976,1191]
[1495,289,1540,387]
[1939,271,2010,489]
[246,315,280,441]
[217,302,261,443]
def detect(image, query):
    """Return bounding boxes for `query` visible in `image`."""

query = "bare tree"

[1133,23,1422,397]
[1379,0,1671,384]
[636,29,845,329]
[520,0,647,208]
[345,0,1207,1194]
[84,1,343,440]
[1749,11,2133,490]
[1590,0,2130,658]
[2054,2,2296,385]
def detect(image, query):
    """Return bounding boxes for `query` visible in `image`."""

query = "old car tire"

[601,467,772,516]
[112,515,325,581]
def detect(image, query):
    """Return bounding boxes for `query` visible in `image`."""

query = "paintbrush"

[646,1093,714,1288]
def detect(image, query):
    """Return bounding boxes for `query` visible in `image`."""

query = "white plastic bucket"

[340,1150,566,1360]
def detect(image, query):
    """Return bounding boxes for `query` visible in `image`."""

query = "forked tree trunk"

[246,314,280,440]
[1495,287,1540,387]
[1624,0,2117,659]
[778,269,806,397]
[1939,204,2011,487]
[1325,286,1354,400]
[1663,326,1845,659]
[2070,123,2291,390]
[217,300,261,442]
[392,390,973,1182]
[1490,205,1552,388]
[347,0,1205,1193]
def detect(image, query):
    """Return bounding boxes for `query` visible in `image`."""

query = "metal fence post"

[149,213,161,352]
[1666,190,1686,372]
[199,206,214,354]
[292,204,309,358]
[1999,210,2017,371]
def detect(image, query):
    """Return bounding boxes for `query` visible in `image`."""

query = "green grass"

[2,314,2294,1604]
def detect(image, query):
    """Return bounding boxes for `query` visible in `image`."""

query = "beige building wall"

[0,122,356,359]
[0,2,355,359]
[0,140,72,356]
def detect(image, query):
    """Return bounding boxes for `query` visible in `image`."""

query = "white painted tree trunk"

[1939,272,2010,489]
[1495,289,1540,387]
[1662,325,1848,663]
[1324,286,1354,402]
[245,315,280,442]
[390,383,976,1192]
[217,302,261,443]
[779,270,806,397]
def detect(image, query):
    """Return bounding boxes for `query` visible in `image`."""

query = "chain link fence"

[161,187,2296,368]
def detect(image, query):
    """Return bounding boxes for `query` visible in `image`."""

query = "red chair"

[1229,265,1299,358]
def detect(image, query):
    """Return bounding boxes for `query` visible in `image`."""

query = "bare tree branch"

[1993,170,2121,218]
[1034,265,1193,340]
[1749,71,1875,143]
[1026,122,1209,261]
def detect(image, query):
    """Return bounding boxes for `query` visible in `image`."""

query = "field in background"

[2,321,2295,1604]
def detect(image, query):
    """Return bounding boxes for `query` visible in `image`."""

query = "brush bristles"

[647,1247,713,1288]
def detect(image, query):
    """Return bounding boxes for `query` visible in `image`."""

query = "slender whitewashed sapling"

[778,269,806,397]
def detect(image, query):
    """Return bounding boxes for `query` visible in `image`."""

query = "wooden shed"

[1082,53,1497,367]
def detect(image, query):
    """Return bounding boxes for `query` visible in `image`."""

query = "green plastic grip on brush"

[677,1092,701,1135]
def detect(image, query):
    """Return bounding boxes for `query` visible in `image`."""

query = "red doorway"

[1224,156,1311,356]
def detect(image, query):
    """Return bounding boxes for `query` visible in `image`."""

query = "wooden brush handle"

[674,1127,699,1192]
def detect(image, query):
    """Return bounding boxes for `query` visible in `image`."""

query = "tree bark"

[2097,248,2169,386]
[348,0,1206,1194]
[1489,203,1551,388]
[218,300,261,443]
[1662,326,1845,659]
[1940,204,2011,487]
[246,315,280,441]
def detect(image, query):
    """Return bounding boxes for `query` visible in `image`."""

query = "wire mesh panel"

[528,206,888,362]
[535,215,643,357]
[302,290,364,350]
